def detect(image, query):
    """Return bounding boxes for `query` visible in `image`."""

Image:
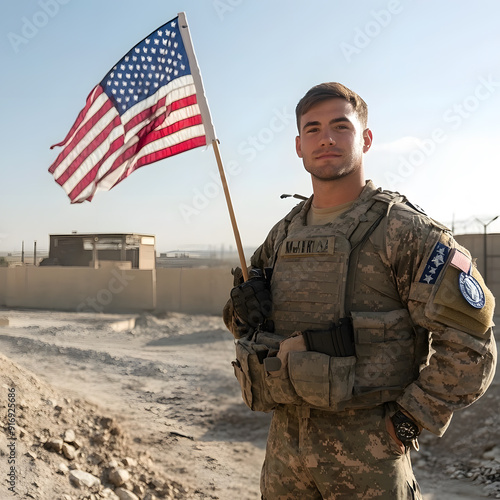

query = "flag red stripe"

[111,119,205,186]
[137,135,207,168]
[49,90,115,175]
[106,116,204,183]
[66,134,126,202]
[145,115,203,144]
[49,86,104,151]
[68,114,203,201]
[52,99,115,172]
[54,114,122,185]
[115,135,207,186]
[124,95,167,134]
[54,92,168,184]
[170,94,198,112]
[123,94,197,134]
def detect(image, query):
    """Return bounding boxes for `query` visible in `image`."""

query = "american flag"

[49,13,215,203]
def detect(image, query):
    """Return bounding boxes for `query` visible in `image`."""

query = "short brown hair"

[295,82,368,131]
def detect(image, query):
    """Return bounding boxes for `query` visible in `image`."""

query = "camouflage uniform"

[224,180,497,499]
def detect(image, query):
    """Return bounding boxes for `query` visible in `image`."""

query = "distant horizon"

[2,230,499,258]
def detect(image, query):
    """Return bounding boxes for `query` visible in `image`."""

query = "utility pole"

[475,216,499,284]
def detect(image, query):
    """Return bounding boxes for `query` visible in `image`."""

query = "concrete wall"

[0,267,6,307]
[156,268,232,315]
[0,266,232,315]
[1,235,496,316]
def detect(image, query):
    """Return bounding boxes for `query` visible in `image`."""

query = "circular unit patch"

[458,272,485,309]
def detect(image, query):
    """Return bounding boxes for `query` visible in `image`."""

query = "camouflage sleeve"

[384,205,497,436]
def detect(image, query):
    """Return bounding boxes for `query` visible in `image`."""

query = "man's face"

[295,98,372,182]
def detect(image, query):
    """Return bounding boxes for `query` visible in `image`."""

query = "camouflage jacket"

[224,180,497,436]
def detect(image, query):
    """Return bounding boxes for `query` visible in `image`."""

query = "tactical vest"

[233,189,426,412]
[270,196,384,336]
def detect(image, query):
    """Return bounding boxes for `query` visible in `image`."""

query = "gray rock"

[64,429,76,443]
[109,468,130,487]
[101,488,120,499]
[483,481,500,495]
[115,488,139,500]
[69,469,101,489]
[58,462,69,475]
[483,446,500,461]
[62,442,77,460]
[92,432,107,445]
[122,456,137,467]
[133,483,145,496]
[45,437,64,452]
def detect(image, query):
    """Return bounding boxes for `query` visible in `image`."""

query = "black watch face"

[396,421,418,441]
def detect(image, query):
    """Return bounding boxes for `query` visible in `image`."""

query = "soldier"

[223,82,497,499]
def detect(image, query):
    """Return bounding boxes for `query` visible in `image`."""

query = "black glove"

[230,268,272,328]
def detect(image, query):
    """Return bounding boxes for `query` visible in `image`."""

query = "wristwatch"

[391,410,420,445]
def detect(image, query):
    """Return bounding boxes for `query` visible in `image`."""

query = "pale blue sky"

[1,0,499,255]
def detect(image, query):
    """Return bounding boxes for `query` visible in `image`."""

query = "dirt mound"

[0,352,193,500]
[0,309,498,499]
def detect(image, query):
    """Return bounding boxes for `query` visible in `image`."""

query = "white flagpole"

[178,12,249,281]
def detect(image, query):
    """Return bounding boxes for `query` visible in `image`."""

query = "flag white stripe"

[118,76,196,126]
[62,122,124,194]
[94,103,203,190]
[95,123,206,194]
[125,102,201,142]
[57,86,104,154]
[56,77,196,181]
[59,77,198,189]
[52,97,118,179]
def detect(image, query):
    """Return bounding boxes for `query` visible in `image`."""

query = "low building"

[41,233,155,270]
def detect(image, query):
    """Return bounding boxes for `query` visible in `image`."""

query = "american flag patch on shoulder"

[449,248,472,274]
[419,242,451,284]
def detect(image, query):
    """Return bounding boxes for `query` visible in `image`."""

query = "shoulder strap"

[343,190,406,315]
[343,199,394,316]
[268,200,307,268]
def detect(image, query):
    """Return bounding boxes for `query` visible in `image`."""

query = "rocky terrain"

[0,309,498,499]
[0,350,191,499]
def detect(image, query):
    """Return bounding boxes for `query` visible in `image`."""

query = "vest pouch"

[264,367,302,405]
[232,337,277,412]
[352,309,415,392]
[288,351,356,408]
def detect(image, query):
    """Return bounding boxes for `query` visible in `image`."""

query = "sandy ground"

[0,308,498,499]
